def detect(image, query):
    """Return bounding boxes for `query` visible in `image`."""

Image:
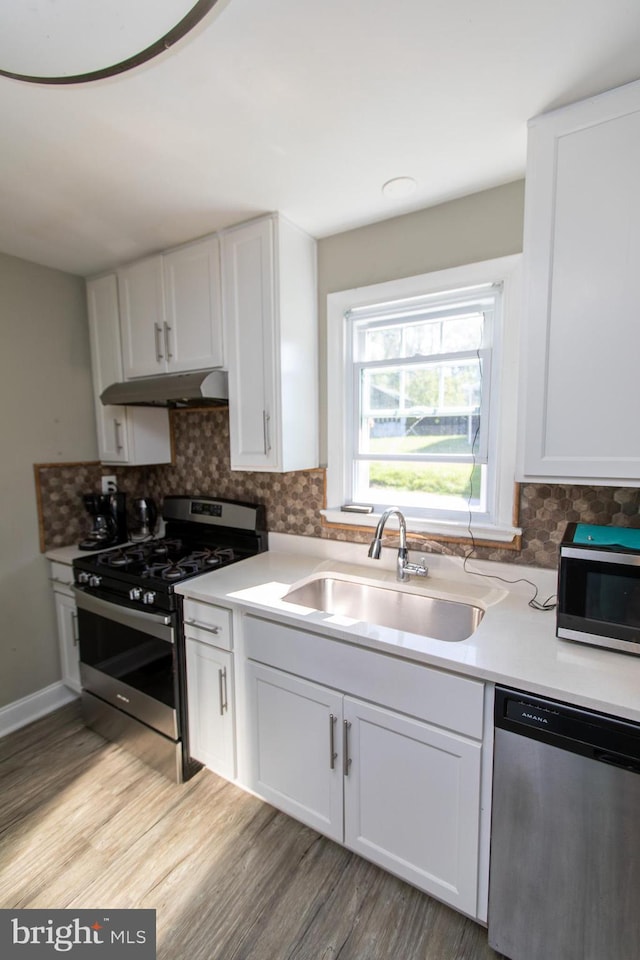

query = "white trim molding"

[0,682,78,739]
[325,255,523,542]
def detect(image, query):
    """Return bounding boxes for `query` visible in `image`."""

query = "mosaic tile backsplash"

[35,408,640,568]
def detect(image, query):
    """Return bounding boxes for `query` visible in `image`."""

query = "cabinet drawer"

[183,599,232,650]
[243,614,484,739]
[50,561,74,590]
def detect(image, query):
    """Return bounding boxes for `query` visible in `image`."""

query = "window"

[324,256,521,542]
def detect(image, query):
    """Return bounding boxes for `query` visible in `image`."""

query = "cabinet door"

[54,588,81,692]
[521,81,640,480]
[245,661,343,841]
[163,237,223,373]
[86,274,129,463]
[118,256,166,379]
[221,217,279,470]
[343,697,481,916]
[186,638,235,780]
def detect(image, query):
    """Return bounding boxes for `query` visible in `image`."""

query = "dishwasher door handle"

[595,750,640,774]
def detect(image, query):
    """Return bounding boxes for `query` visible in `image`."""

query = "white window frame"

[323,255,522,543]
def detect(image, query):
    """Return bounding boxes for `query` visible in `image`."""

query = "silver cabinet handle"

[71,611,79,645]
[154,323,164,362]
[343,720,352,776]
[114,418,124,452]
[184,618,221,634]
[329,713,337,770]
[218,667,228,715]
[164,322,173,360]
[263,410,271,454]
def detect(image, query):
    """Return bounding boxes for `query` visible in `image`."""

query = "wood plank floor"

[0,704,503,960]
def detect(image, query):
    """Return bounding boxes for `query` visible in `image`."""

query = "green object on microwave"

[574,523,640,551]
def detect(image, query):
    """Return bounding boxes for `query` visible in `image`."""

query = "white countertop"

[46,545,95,564]
[176,533,640,725]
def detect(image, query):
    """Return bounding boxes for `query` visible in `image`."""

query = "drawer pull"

[263,409,271,454]
[218,667,228,715]
[114,418,124,452]
[164,322,173,360]
[154,323,164,361]
[343,720,352,776]
[329,713,337,770]
[184,618,222,634]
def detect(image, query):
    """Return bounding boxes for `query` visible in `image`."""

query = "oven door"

[74,589,179,739]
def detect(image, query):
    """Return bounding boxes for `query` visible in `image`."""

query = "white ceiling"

[1,0,640,277]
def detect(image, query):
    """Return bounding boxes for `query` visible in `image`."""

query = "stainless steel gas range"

[72,496,267,782]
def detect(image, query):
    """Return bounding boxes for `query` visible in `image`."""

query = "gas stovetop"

[79,537,247,583]
[73,496,267,612]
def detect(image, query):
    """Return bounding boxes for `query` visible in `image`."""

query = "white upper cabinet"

[118,236,223,380]
[163,236,223,372]
[118,255,166,379]
[520,80,640,482]
[87,274,130,462]
[86,273,171,465]
[221,214,318,472]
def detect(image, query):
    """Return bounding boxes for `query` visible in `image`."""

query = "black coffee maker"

[78,492,128,550]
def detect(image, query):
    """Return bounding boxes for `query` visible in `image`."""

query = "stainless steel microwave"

[557,522,640,655]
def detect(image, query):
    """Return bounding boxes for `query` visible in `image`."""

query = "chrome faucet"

[367,507,428,582]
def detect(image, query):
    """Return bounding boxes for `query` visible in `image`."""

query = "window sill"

[321,508,521,546]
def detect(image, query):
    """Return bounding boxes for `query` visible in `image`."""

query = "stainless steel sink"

[283,575,484,642]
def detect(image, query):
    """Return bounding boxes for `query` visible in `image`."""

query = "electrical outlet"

[101,475,117,494]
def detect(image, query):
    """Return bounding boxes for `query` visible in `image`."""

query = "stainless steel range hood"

[101,370,228,408]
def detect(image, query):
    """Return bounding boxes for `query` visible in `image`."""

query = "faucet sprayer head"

[368,538,383,559]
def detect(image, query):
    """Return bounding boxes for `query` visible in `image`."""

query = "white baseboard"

[0,682,78,739]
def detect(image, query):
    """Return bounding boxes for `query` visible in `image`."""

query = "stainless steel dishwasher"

[488,686,640,960]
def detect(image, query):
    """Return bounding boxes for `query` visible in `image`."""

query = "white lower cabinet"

[49,561,81,692]
[184,600,235,781]
[243,616,484,918]
[246,663,343,841]
[343,696,481,913]
[186,639,235,780]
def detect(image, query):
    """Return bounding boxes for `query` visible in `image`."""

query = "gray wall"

[0,252,96,708]
[316,180,526,461]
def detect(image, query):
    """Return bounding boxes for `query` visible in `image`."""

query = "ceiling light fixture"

[382,176,418,199]
[0,0,220,85]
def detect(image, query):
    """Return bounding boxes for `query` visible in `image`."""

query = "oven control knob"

[77,572,90,584]
[142,591,156,605]
[129,587,142,601]
[88,575,102,588]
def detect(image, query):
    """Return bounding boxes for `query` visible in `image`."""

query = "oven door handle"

[73,588,175,643]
